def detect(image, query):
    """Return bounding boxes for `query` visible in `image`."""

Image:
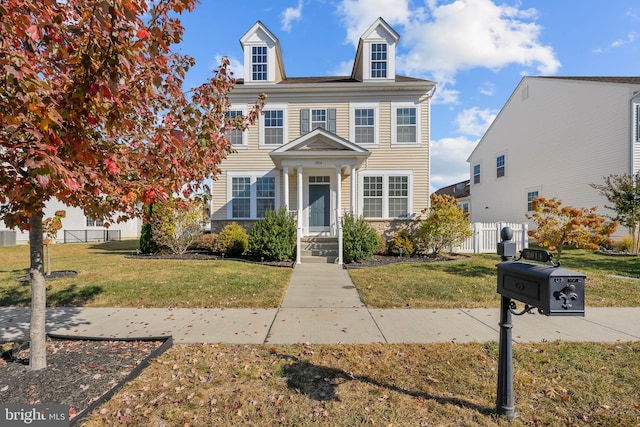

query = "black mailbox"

[497,261,585,316]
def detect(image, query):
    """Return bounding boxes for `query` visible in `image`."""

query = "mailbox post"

[495,227,585,421]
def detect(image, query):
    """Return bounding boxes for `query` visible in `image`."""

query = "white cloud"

[430,136,478,191]
[329,59,355,76]
[213,55,244,79]
[611,31,637,48]
[478,81,496,96]
[455,107,497,136]
[337,0,416,46]
[282,0,304,32]
[337,0,561,90]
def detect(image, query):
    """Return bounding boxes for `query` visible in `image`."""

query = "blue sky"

[175,0,639,192]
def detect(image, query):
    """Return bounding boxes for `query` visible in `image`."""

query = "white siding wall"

[469,77,639,233]
[1,198,141,244]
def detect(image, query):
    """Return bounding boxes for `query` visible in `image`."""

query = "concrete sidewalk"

[1,264,639,344]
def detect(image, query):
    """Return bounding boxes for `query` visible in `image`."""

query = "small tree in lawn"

[590,173,640,254]
[42,210,65,276]
[418,193,473,255]
[527,197,618,263]
[0,0,264,370]
[151,197,206,255]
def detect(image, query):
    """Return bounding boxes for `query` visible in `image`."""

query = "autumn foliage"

[418,193,473,255]
[0,0,264,369]
[526,197,617,262]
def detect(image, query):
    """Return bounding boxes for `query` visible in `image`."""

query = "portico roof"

[269,128,371,173]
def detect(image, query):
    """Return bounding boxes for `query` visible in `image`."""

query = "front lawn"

[348,249,640,308]
[0,240,291,308]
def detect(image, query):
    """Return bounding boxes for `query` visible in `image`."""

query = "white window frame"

[473,163,481,185]
[496,153,506,178]
[349,103,379,146]
[251,46,268,81]
[225,106,248,148]
[359,170,413,219]
[310,108,328,130]
[227,171,280,219]
[391,102,421,146]
[370,43,387,79]
[86,217,104,227]
[526,187,541,212]
[635,102,640,143]
[259,104,288,148]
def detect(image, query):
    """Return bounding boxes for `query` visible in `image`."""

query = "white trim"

[358,169,413,219]
[495,151,507,179]
[391,102,421,146]
[349,102,379,146]
[227,105,248,148]
[472,162,481,185]
[226,170,280,220]
[259,104,288,148]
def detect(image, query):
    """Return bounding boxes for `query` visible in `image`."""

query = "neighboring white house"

[0,198,142,245]
[467,76,640,236]
[210,18,436,263]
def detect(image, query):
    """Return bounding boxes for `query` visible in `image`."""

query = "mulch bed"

[343,253,469,269]
[0,336,169,424]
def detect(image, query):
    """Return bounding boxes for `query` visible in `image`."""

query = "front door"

[309,184,330,229]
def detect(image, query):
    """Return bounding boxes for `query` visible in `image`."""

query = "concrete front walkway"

[1,263,639,344]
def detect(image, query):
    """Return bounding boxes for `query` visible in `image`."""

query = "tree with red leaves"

[0,0,264,370]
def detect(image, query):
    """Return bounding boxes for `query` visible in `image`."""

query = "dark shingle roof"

[434,180,470,199]
[236,75,433,85]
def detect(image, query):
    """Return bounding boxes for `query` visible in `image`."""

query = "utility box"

[497,261,585,316]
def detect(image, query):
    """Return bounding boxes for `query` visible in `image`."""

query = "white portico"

[270,128,370,263]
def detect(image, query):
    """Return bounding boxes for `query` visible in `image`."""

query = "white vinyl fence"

[453,222,529,254]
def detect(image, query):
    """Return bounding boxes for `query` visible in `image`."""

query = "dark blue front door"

[309,184,330,227]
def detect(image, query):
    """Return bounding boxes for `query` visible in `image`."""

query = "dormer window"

[252,46,268,81]
[371,43,387,78]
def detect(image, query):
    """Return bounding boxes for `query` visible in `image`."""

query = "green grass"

[0,240,291,308]
[348,249,640,308]
[82,341,640,426]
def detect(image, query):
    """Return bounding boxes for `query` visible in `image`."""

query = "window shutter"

[300,109,310,134]
[327,109,336,133]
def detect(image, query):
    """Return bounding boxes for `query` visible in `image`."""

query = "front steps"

[300,236,339,263]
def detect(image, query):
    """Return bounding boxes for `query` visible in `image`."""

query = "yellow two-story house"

[210,18,435,264]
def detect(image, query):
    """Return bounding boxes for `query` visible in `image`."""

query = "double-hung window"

[262,109,285,146]
[311,109,327,130]
[527,190,539,211]
[86,217,104,227]
[473,164,481,184]
[231,177,251,218]
[354,108,375,144]
[361,172,412,218]
[256,176,275,218]
[371,43,387,78]
[225,109,245,146]
[252,46,267,81]
[496,154,505,178]
[229,173,279,219]
[392,103,419,145]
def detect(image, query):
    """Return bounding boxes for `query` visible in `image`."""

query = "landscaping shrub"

[139,222,159,254]
[248,208,296,261]
[217,222,248,257]
[418,193,473,256]
[616,235,635,253]
[198,233,218,253]
[151,198,205,255]
[342,213,379,263]
[388,230,416,257]
[375,232,387,255]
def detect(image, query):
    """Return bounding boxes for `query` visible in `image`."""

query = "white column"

[336,165,343,264]
[296,166,303,264]
[283,166,289,211]
[350,165,356,214]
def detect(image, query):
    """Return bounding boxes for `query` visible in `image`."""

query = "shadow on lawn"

[88,240,139,255]
[0,282,104,307]
[275,352,494,416]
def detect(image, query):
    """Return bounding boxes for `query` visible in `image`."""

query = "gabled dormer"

[351,17,399,82]
[240,21,286,84]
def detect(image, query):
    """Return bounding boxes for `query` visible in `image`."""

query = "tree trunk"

[29,211,47,370]
[45,243,51,276]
